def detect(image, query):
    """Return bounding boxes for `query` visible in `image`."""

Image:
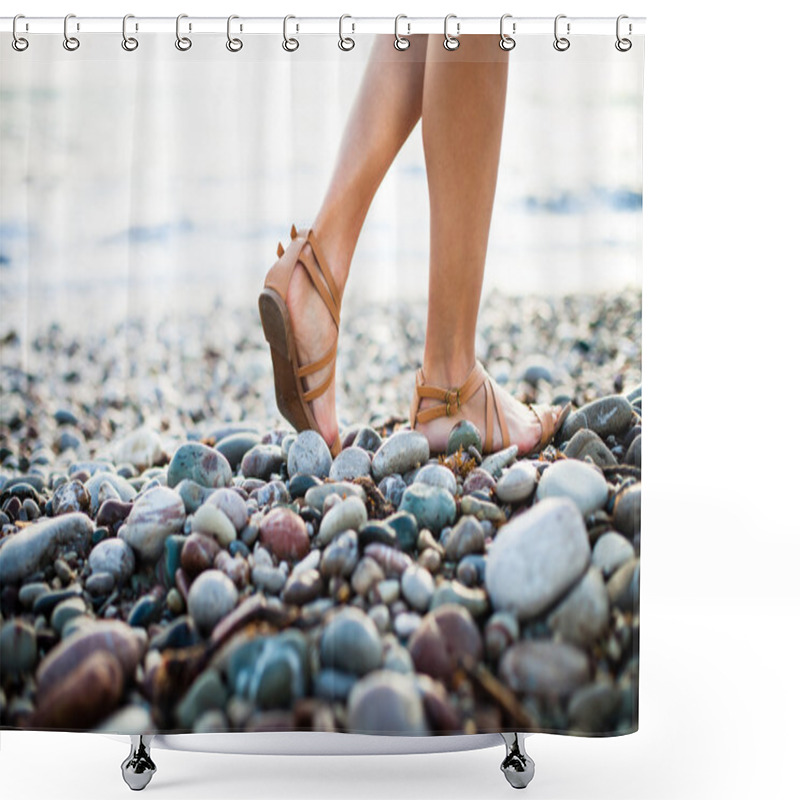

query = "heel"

[258,288,291,360]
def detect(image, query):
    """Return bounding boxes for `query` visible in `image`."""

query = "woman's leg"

[415,35,560,453]
[286,36,428,445]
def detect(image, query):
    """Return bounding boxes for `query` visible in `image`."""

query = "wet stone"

[288,474,321,500]
[358,521,396,549]
[384,511,418,553]
[353,427,382,453]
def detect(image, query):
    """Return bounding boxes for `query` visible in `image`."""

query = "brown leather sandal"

[258,225,342,456]
[409,361,570,455]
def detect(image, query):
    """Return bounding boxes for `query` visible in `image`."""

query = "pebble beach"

[0,287,641,737]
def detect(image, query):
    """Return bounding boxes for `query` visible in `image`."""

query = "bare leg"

[285,36,427,445]
[415,35,561,454]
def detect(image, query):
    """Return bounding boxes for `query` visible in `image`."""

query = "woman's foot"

[412,362,565,456]
[284,240,341,448]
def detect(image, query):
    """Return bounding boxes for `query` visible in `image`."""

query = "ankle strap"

[411,363,486,425]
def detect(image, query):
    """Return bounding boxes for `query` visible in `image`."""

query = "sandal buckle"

[444,388,462,417]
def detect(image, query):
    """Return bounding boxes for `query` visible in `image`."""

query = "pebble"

[399,483,456,534]
[51,480,90,516]
[592,532,636,578]
[486,497,590,619]
[408,604,483,682]
[371,431,430,481]
[112,426,166,471]
[564,429,617,467]
[547,567,610,647]
[347,671,429,735]
[351,557,385,596]
[358,521,397,549]
[401,565,435,612]
[536,459,609,516]
[175,478,214,515]
[251,565,286,595]
[88,538,135,584]
[187,569,238,635]
[329,447,372,482]
[254,480,291,508]
[560,395,635,441]
[241,444,284,480]
[118,486,186,563]
[287,430,333,479]
[319,608,383,676]
[499,641,591,696]
[52,596,88,634]
[204,488,248,532]
[430,580,489,617]
[32,650,124,729]
[18,582,50,608]
[613,484,641,538]
[384,511,418,553]
[462,468,496,495]
[304,482,366,512]
[318,496,368,547]
[167,442,233,489]
[180,533,221,579]
[353,427,382,453]
[84,471,136,515]
[394,611,422,640]
[283,569,323,606]
[480,446,519,479]
[320,530,359,578]
[495,462,538,504]
[376,578,400,605]
[215,432,262,472]
[625,434,642,468]
[258,507,310,562]
[568,682,622,733]
[175,669,228,730]
[444,516,485,562]
[378,474,406,507]
[0,512,94,584]
[456,554,486,587]
[446,420,482,455]
[191,503,237,548]
[607,559,640,612]
[414,464,458,496]
[363,543,413,577]
[86,571,116,596]
[36,620,146,697]
[459,495,506,524]
[484,612,519,660]
[0,620,38,677]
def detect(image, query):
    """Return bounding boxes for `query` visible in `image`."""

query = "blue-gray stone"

[167,443,233,489]
[398,483,456,534]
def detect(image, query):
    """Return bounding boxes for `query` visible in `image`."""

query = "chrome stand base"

[500,733,535,790]
[121,735,157,791]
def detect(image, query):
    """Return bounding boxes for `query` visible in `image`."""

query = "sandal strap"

[297,339,337,379]
[302,363,336,403]
[484,377,511,452]
[412,363,487,425]
[294,229,341,331]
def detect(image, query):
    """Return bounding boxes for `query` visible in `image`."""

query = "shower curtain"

[0,19,643,738]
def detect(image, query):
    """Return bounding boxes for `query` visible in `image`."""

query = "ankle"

[311,218,352,297]
[422,351,476,389]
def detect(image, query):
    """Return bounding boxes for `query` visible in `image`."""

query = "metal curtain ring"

[553,14,570,51]
[394,15,410,50]
[499,14,516,51]
[338,14,355,51]
[12,14,29,51]
[63,13,80,51]
[227,15,243,52]
[443,13,460,51]
[615,14,632,52]
[283,15,299,52]
[176,14,192,51]
[122,14,138,51]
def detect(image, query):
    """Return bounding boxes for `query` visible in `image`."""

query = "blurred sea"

[0,33,642,339]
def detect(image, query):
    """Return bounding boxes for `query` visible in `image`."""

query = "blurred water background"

[0,33,642,341]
